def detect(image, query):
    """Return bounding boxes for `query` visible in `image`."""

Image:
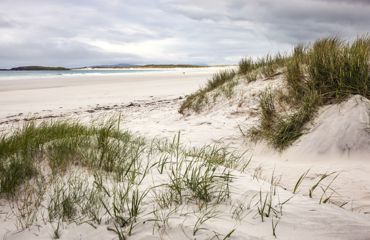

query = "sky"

[0,0,369,68]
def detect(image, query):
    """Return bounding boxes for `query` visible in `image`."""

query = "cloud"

[315,0,370,4]
[0,0,369,68]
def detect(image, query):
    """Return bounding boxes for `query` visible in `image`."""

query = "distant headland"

[0,64,208,71]
[6,66,70,71]
[80,64,207,69]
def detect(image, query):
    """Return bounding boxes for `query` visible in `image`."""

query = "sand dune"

[289,95,370,157]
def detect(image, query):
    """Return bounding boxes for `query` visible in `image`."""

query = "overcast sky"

[0,0,369,68]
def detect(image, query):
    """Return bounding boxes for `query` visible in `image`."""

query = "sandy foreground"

[1,67,370,240]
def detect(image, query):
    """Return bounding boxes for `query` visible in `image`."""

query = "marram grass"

[0,121,245,239]
[179,69,236,114]
[179,35,370,150]
[180,35,370,150]
[0,119,144,196]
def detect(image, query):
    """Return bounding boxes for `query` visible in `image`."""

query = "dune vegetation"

[180,36,370,150]
[0,117,345,239]
[179,70,237,114]
[0,118,256,239]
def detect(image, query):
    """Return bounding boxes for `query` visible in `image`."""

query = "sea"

[0,69,166,80]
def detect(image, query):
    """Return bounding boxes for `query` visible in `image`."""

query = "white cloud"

[78,37,187,60]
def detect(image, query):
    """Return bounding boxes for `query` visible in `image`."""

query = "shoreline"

[0,66,230,81]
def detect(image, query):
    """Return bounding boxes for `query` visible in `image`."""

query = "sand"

[1,68,370,240]
[0,67,230,120]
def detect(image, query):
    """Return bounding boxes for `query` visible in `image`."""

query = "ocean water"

[0,69,165,80]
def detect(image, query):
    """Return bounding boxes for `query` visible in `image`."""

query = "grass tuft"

[250,90,319,150]
[238,58,255,75]
[250,35,370,150]
[179,70,236,114]
[0,119,144,196]
[307,36,370,103]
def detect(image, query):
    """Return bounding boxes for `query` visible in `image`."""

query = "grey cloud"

[314,0,370,4]
[0,0,369,68]
[0,17,14,28]
[165,0,370,43]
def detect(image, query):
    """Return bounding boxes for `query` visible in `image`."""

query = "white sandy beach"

[1,68,370,240]
[0,67,232,120]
